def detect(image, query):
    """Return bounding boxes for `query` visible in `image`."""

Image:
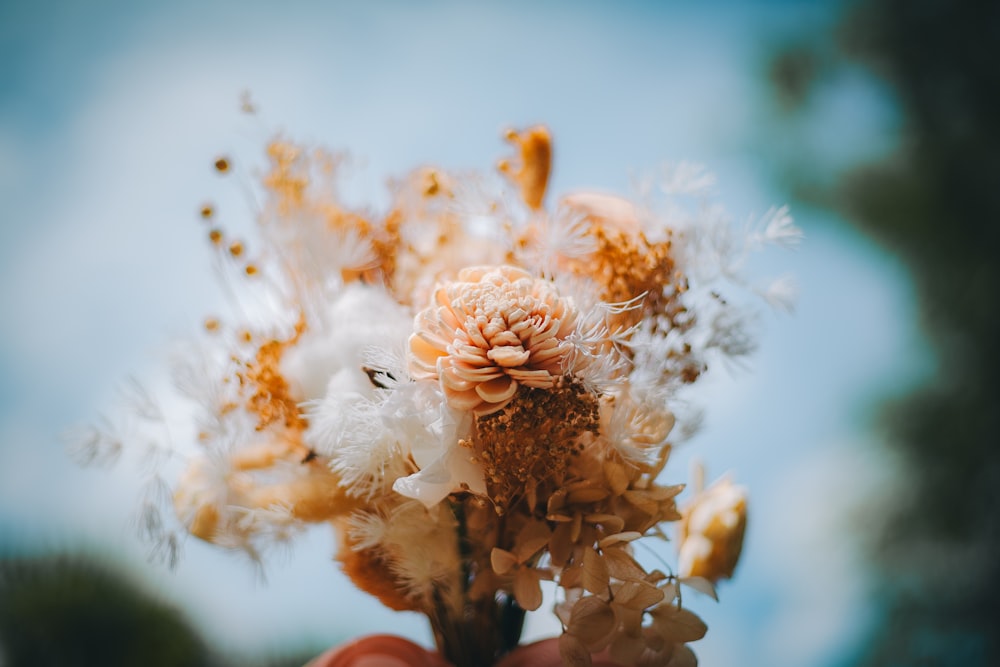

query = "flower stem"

[429,500,524,667]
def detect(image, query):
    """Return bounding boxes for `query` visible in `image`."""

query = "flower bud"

[677,476,747,582]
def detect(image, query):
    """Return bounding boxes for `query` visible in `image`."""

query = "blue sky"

[0,2,930,665]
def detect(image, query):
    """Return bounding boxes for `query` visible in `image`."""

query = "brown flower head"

[408,265,578,414]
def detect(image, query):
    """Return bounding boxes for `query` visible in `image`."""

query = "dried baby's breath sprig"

[475,379,600,511]
[75,122,797,667]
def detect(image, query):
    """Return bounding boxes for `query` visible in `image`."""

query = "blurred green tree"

[0,554,216,667]
[0,553,324,667]
[771,0,1000,664]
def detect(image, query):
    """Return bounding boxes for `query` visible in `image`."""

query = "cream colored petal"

[528,323,558,348]
[474,395,515,416]
[450,362,504,381]
[434,286,452,308]
[439,368,477,392]
[444,386,484,411]
[506,306,528,325]
[437,306,463,332]
[409,333,445,369]
[490,330,521,347]
[464,318,490,349]
[487,345,531,368]
[528,343,565,366]
[475,375,518,403]
[506,368,554,386]
[453,342,491,361]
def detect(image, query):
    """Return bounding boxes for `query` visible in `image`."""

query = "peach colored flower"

[561,191,641,234]
[408,266,578,414]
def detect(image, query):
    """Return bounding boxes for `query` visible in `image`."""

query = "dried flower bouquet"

[75,124,798,667]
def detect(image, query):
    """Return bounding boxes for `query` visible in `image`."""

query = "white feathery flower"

[282,282,412,402]
[309,390,409,499]
[347,509,390,551]
[704,307,758,360]
[359,344,410,389]
[266,209,378,293]
[603,389,676,468]
[514,205,598,274]
[756,205,802,249]
[560,191,642,233]
[389,381,484,508]
[757,274,799,313]
[380,501,461,600]
[562,297,639,393]
[659,162,717,197]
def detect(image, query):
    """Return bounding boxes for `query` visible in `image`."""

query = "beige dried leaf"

[650,606,708,643]
[569,487,611,504]
[604,460,630,496]
[659,581,679,604]
[550,522,574,567]
[615,580,666,611]
[642,626,667,654]
[513,567,543,611]
[567,596,616,651]
[612,605,644,637]
[515,521,551,562]
[645,569,670,585]
[599,531,642,548]
[604,546,646,581]
[582,547,610,594]
[622,490,658,515]
[525,477,539,512]
[609,632,646,665]
[571,512,584,543]
[680,576,719,601]
[560,563,583,591]
[491,547,519,575]
[667,643,698,667]
[647,484,685,501]
[586,513,625,535]
[548,488,568,514]
[559,632,593,667]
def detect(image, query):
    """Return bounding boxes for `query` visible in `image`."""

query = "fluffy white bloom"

[389,382,485,507]
[282,282,412,402]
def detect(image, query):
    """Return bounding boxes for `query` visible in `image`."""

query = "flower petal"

[475,376,518,403]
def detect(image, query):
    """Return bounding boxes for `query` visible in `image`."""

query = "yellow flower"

[408,265,578,414]
[677,475,747,582]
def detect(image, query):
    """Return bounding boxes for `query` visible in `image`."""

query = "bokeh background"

[2,0,996,665]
